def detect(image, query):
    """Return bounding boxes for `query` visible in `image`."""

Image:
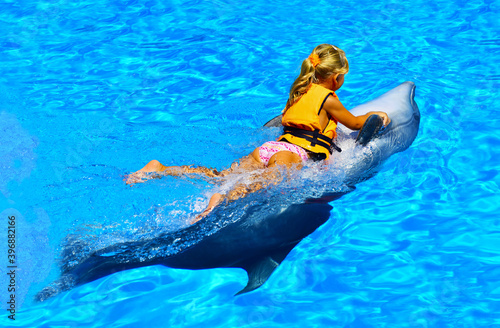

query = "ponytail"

[284,44,349,112]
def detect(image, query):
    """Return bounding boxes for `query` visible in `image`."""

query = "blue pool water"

[1,0,499,327]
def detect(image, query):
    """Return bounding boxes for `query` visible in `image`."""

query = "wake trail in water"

[59,133,374,276]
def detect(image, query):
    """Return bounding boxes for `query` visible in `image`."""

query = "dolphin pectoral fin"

[235,242,298,296]
[355,114,385,146]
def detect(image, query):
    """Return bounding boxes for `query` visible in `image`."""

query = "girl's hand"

[371,111,391,126]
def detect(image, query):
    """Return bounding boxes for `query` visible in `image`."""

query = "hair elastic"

[308,53,321,68]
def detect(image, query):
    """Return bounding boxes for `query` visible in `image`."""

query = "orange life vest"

[279,84,340,159]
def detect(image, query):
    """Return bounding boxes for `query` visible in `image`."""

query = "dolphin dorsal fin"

[235,242,298,295]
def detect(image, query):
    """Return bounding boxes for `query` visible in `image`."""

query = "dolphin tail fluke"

[35,273,77,302]
[36,241,145,302]
[235,242,298,295]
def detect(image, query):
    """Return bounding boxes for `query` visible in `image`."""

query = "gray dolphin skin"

[340,81,420,184]
[343,81,420,157]
[36,82,420,301]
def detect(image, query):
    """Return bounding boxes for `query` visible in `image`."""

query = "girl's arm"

[323,95,390,130]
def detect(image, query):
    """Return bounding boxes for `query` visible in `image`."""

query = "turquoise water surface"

[1,0,499,327]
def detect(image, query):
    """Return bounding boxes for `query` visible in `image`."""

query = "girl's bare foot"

[125,172,146,185]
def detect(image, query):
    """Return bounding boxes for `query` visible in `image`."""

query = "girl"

[126,44,390,220]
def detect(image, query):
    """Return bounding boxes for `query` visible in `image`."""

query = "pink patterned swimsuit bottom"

[258,141,309,166]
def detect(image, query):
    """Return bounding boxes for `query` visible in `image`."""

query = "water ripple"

[1,0,499,327]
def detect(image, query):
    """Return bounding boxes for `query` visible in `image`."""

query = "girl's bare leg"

[190,149,264,223]
[126,160,221,185]
[125,160,164,184]
[127,149,303,223]
[217,148,265,176]
[127,146,267,185]
[193,150,303,222]
[225,150,303,201]
[191,193,224,224]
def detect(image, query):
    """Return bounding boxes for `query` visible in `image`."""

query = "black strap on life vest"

[283,126,342,154]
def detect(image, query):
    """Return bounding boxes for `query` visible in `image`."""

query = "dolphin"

[35,81,420,301]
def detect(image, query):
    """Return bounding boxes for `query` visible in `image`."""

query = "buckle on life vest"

[283,126,342,154]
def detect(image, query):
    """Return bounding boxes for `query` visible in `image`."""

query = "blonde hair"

[285,44,349,111]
